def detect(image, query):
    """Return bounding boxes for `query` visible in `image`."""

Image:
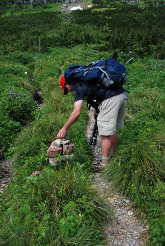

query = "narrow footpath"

[0,160,11,193]
[87,108,149,246]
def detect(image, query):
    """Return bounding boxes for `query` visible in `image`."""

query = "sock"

[101,156,109,164]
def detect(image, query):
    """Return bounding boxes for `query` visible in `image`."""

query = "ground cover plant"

[72,4,165,58]
[0,52,38,156]
[106,58,165,245]
[0,1,164,57]
[0,1,164,245]
[0,46,110,245]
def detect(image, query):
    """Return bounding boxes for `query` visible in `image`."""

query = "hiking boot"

[92,161,106,172]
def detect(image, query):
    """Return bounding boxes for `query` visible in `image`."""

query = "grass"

[1,2,61,17]
[0,46,110,246]
[105,57,165,245]
[0,2,164,245]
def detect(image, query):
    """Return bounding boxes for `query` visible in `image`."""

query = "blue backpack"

[64,58,127,90]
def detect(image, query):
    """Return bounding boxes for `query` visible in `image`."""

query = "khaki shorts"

[97,93,128,136]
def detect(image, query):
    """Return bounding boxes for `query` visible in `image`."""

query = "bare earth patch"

[0,160,12,193]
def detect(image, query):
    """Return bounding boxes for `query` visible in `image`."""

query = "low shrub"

[0,86,37,125]
[0,113,21,151]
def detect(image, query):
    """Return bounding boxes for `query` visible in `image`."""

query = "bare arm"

[56,100,83,138]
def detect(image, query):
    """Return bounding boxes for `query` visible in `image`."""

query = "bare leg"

[101,134,118,160]
[93,134,118,170]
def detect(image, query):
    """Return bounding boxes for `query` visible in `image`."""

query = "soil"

[0,160,12,193]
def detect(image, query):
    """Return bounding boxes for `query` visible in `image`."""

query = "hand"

[56,127,67,139]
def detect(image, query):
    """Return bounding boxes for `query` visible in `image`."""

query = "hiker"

[56,58,128,168]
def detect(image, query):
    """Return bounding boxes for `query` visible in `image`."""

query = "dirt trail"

[0,160,12,193]
[87,108,149,246]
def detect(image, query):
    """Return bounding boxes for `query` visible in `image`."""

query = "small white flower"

[25,71,27,74]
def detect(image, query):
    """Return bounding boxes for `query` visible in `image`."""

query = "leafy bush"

[0,54,38,154]
[0,87,37,125]
[0,3,164,57]
[0,113,21,150]
[0,62,29,77]
[5,51,35,65]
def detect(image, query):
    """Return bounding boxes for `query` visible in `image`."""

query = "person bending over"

[56,71,127,168]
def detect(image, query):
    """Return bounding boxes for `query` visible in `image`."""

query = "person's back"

[72,81,125,105]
